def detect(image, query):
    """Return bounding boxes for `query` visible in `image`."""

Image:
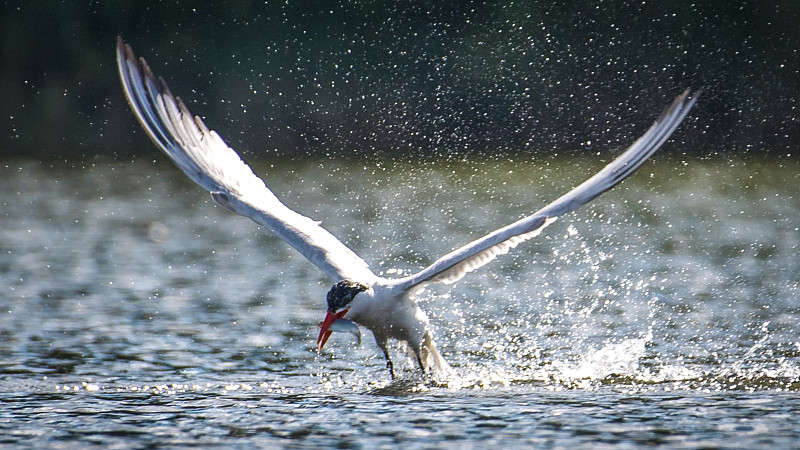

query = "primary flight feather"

[117,37,699,378]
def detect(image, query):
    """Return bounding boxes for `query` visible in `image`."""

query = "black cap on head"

[326,280,368,311]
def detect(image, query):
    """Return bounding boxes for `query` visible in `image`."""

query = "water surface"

[1,154,798,447]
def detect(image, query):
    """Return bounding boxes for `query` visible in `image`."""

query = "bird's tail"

[419,332,454,379]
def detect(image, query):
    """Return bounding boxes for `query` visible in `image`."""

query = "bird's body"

[116,37,699,378]
[349,280,452,375]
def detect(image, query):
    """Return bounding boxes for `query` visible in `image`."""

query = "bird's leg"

[383,348,396,380]
[407,332,433,375]
[375,337,395,380]
[410,344,426,373]
[415,353,426,373]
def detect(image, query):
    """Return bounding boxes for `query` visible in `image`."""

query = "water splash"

[547,331,652,384]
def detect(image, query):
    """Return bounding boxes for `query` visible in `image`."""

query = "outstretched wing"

[116,37,378,284]
[395,89,700,294]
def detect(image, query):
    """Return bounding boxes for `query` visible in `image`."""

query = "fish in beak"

[317,309,350,350]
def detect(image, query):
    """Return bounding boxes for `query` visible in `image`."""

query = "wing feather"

[396,89,700,294]
[116,37,377,283]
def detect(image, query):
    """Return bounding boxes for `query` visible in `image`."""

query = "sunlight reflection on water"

[1,155,799,446]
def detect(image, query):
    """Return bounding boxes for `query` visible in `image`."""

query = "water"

[1,154,799,447]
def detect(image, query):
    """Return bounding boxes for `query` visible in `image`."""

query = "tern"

[116,37,699,378]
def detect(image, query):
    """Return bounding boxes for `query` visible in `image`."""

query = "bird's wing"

[116,37,378,283]
[395,88,700,294]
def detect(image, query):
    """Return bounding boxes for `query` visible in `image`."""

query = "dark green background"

[1,1,797,159]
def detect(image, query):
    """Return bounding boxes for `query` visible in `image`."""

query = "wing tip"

[684,87,703,113]
[119,38,212,140]
[116,36,141,76]
[655,87,701,126]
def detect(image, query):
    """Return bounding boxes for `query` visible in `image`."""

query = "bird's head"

[316,280,369,350]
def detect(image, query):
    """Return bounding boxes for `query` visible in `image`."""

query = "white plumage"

[117,37,699,378]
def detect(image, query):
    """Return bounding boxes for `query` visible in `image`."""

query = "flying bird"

[116,37,699,378]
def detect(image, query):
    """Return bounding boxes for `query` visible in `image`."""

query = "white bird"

[116,37,700,378]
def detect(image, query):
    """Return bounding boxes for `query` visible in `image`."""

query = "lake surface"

[1,154,798,447]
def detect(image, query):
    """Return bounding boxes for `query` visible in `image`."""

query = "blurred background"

[0,0,797,160]
[1,5,799,446]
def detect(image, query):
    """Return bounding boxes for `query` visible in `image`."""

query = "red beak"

[317,308,349,351]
